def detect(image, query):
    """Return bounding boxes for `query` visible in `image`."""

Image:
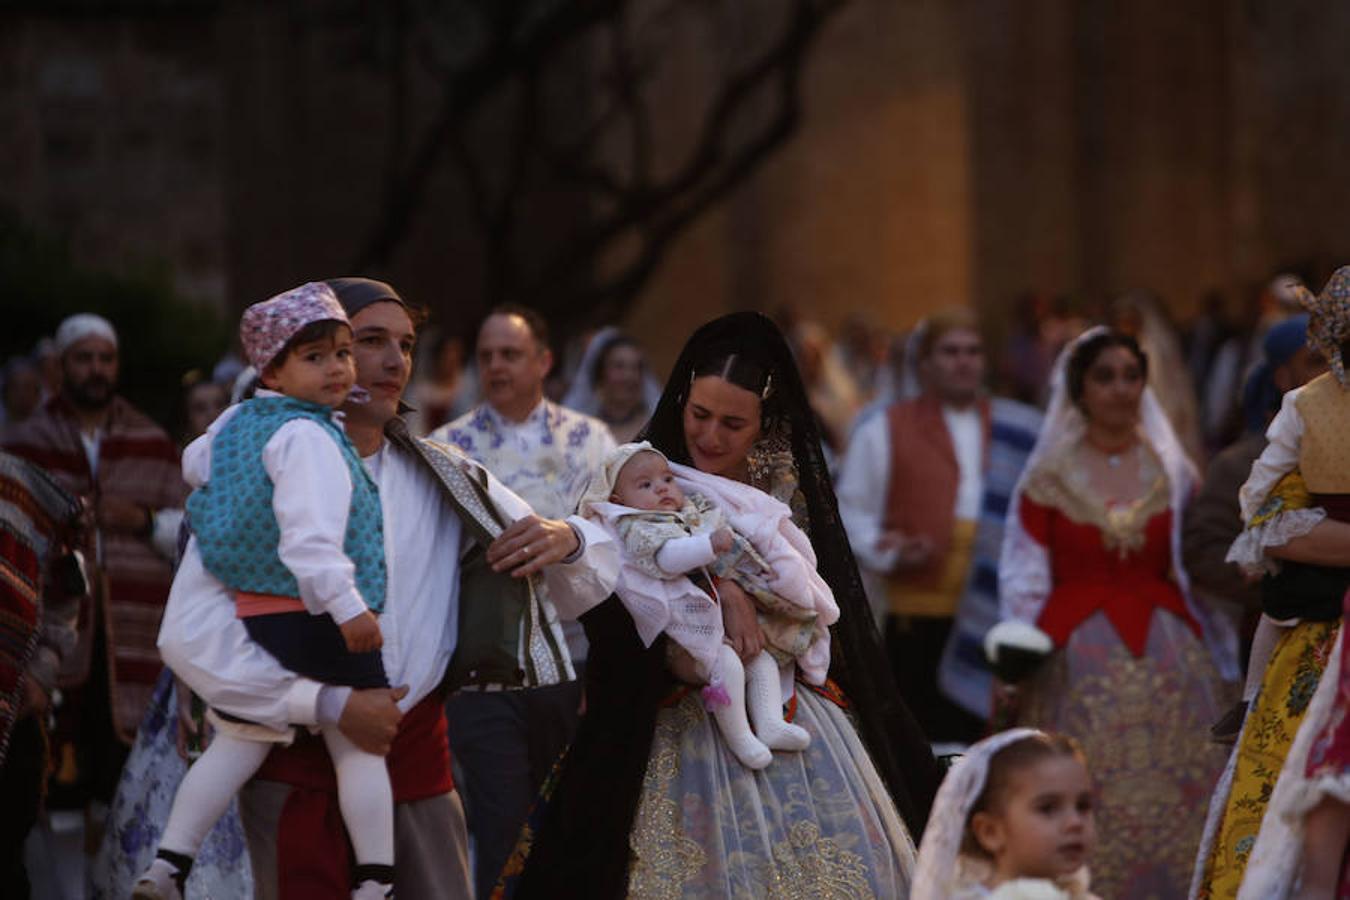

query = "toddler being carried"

[136,283,393,900]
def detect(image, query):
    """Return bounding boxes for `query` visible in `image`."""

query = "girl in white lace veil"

[912,728,1098,900]
[993,326,1239,681]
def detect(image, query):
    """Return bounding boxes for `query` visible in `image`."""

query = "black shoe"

[1210,700,1249,744]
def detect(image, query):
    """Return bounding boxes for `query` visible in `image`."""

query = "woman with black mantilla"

[507,312,941,899]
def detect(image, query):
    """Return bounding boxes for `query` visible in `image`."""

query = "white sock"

[160,732,271,856]
[322,725,395,869]
[134,858,185,900]
[708,645,772,770]
[1244,615,1284,703]
[352,880,393,899]
[745,651,810,752]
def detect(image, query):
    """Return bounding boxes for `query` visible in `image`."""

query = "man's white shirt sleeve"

[836,412,899,574]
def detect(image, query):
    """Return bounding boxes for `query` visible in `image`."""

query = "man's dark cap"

[325,277,405,317]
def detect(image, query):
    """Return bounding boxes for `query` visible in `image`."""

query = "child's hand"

[340,611,383,654]
[711,527,735,555]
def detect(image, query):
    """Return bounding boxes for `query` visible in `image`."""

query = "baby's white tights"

[708,645,811,770]
[744,651,811,753]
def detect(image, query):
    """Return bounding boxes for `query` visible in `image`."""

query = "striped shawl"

[4,396,185,743]
[936,397,1043,718]
[0,450,81,764]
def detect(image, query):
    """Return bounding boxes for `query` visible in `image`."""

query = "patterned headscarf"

[239,282,349,371]
[1281,266,1350,387]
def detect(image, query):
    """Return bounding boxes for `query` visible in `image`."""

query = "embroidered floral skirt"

[88,670,252,898]
[1017,611,1232,900]
[627,688,917,898]
[1195,619,1337,899]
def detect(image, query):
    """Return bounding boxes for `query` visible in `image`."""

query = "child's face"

[972,755,1096,883]
[263,329,356,407]
[612,451,685,511]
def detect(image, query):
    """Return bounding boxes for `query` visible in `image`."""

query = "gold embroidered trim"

[628,696,878,899]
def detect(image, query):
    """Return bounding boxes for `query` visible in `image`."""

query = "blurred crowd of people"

[0,270,1301,466]
[769,275,1314,473]
[0,266,1344,900]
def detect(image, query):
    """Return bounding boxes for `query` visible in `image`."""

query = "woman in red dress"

[995,328,1237,899]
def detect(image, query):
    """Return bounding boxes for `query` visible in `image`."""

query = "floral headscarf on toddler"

[239,281,349,372]
[1277,266,1350,387]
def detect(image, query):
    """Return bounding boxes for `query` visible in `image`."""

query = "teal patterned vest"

[188,396,386,613]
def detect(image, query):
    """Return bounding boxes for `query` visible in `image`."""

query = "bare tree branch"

[524,0,842,322]
[347,0,846,335]
[354,0,627,269]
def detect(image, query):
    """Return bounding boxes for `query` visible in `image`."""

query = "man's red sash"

[254,693,453,898]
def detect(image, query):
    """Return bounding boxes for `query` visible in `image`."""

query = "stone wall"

[5,2,1350,370]
[0,10,227,309]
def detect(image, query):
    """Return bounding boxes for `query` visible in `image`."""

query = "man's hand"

[488,515,580,578]
[719,580,765,663]
[338,685,409,755]
[339,611,383,653]
[878,531,934,571]
[96,496,149,534]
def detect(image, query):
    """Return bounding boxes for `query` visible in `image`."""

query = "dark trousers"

[445,678,583,898]
[886,615,986,744]
[0,715,46,899]
[243,611,387,688]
